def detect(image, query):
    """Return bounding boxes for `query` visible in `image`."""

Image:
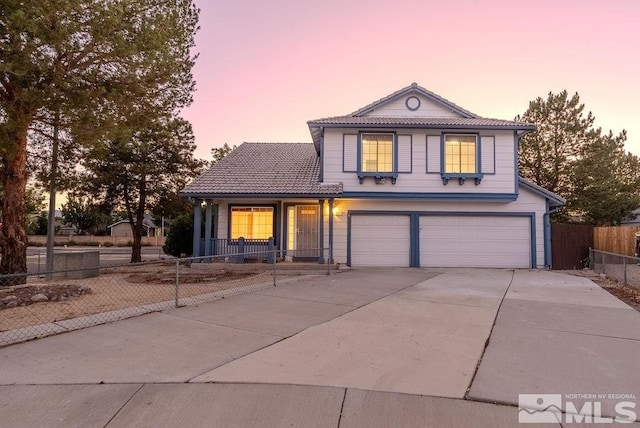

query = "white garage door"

[420,216,531,268]
[351,215,410,267]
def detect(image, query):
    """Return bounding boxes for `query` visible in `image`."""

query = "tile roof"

[181,143,342,198]
[350,82,479,118]
[307,116,536,130]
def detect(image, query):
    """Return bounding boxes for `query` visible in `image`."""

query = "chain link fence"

[0,248,333,347]
[589,248,640,288]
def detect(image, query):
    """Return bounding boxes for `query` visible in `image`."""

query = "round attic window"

[406,96,421,111]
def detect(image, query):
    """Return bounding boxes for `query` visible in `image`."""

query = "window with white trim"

[445,135,477,173]
[361,133,394,173]
[230,207,274,239]
[441,133,483,185]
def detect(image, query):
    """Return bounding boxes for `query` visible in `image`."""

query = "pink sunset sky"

[182,0,640,160]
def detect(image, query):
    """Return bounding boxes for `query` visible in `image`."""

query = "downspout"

[544,204,563,269]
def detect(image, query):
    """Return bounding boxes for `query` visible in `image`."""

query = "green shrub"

[163,214,193,257]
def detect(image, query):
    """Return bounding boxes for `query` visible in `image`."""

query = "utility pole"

[45,108,60,277]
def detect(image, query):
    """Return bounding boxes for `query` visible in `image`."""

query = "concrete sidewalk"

[0,268,638,426]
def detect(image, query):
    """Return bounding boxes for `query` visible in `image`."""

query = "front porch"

[191,198,337,264]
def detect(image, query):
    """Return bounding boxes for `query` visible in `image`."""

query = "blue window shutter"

[481,136,495,174]
[343,134,358,172]
[397,135,412,172]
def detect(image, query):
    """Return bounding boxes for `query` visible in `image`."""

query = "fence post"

[623,256,627,285]
[175,259,180,308]
[267,237,275,265]
[237,237,245,264]
[273,252,277,287]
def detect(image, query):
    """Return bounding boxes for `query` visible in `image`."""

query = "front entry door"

[294,205,319,258]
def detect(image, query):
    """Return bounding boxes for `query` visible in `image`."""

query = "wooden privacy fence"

[551,223,594,270]
[593,225,640,256]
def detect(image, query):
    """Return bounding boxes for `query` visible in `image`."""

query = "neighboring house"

[108,215,157,237]
[621,209,640,226]
[182,83,565,268]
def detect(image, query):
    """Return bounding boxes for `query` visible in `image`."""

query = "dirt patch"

[564,269,640,312]
[0,263,288,333]
[124,270,254,285]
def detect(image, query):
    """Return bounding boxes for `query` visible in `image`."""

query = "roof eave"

[308,123,323,152]
[179,192,343,199]
[307,122,537,131]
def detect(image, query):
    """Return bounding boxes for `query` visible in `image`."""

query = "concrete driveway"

[0,268,639,427]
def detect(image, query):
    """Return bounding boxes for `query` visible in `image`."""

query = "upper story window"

[445,135,477,174]
[358,132,398,184]
[362,133,394,173]
[441,133,483,185]
[230,206,274,240]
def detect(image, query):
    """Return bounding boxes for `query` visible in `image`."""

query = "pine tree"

[0,0,200,274]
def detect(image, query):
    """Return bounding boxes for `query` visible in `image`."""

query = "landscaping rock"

[1,295,17,305]
[0,284,92,310]
[31,293,49,303]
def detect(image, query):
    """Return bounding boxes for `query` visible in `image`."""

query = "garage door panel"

[351,215,410,267]
[420,216,530,268]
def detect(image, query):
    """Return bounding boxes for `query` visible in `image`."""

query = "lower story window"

[230,207,274,239]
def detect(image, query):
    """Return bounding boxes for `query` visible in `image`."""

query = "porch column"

[192,198,202,258]
[204,200,213,257]
[328,198,334,264]
[318,199,325,264]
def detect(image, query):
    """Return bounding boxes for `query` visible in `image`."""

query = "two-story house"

[181,83,564,268]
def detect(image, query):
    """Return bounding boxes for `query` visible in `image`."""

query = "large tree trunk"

[130,179,146,263]
[131,228,142,263]
[1,126,29,278]
[124,178,145,264]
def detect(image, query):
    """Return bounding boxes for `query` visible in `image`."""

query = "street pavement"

[0,268,639,427]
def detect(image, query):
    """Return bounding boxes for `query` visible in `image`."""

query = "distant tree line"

[517,91,640,225]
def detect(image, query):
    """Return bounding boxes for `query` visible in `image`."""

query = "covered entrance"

[287,205,320,259]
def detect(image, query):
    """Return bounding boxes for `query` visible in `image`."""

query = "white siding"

[397,134,412,172]
[350,215,410,267]
[420,216,530,268]
[322,129,516,194]
[343,134,358,172]
[481,136,495,174]
[363,94,465,118]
